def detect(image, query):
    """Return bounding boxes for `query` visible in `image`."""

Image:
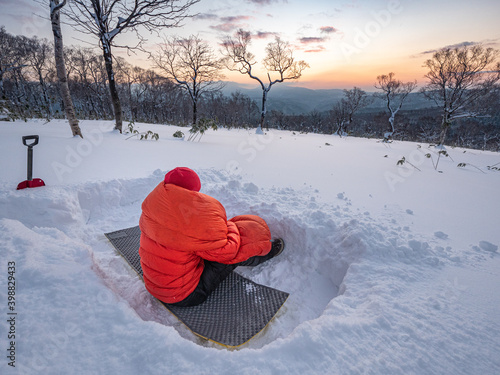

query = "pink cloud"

[209,16,252,32]
[299,37,328,44]
[320,26,338,34]
[305,46,326,53]
[254,31,278,39]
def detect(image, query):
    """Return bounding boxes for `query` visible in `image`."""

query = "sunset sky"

[1,0,499,90]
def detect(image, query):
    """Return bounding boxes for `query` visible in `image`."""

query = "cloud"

[304,46,327,53]
[254,31,278,39]
[295,36,329,53]
[320,26,338,34]
[299,37,328,44]
[295,26,338,51]
[195,13,219,20]
[220,16,252,23]
[209,16,252,32]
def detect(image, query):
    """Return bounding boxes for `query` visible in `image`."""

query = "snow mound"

[478,240,498,253]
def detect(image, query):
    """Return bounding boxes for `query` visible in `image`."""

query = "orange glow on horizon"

[225,63,429,91]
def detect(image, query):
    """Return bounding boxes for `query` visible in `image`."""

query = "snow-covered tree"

[374,72,417,141]
[152,35,225,125]
[331,87,370,136]
[421,44,500,145]
[66,0,200,133]
[50,0,82,137]
[222,30,309,133]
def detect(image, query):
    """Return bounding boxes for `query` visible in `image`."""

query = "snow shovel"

[17,135,46,190]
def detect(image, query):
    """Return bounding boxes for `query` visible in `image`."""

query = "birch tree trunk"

[192,98,197,125]
[50,0,82,138]
[259,88,269,132]
[439,112,451,146]
[0,71,5,98]
[101,43,123,132]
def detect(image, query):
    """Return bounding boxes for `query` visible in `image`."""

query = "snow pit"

[75,171,360,349]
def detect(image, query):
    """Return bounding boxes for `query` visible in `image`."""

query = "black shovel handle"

[22,135,39,148]
[22,135,40,181]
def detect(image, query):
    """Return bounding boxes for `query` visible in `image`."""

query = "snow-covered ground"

[1,119,499,374]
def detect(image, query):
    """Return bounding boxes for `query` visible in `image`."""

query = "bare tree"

[114,58,147,122]
[202,91,258,128]
[1,33,34,119]
[421,45,500,145]
[374,72,417,141]
[152,35,225,125]
[222,30,309,133]
[50,0,82,137]
[331,87,370,136]
[66,0,200,133]
[24,37,55,120]
[0,27,26,99]
[67,46,112,119]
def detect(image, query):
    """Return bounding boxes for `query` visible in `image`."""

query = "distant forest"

[1,26,499,151]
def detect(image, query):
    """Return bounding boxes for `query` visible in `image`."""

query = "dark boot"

[269,238,285,258]
[236,238,285,267]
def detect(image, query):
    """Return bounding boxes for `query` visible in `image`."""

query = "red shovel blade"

[16,178,46,190]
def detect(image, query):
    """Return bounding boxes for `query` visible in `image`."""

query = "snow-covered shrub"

[188,118,218,142]
[173,131,184,139]
[125,122,159,141]
[0,100,14,121]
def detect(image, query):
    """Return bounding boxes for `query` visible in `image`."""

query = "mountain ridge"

[220,81,437,115]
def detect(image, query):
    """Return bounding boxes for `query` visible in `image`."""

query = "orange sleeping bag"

[139,182,271,304]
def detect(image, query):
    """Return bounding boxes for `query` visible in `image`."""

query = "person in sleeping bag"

[139,167,285,307]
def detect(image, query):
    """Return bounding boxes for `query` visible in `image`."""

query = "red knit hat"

[164,167,201,192]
